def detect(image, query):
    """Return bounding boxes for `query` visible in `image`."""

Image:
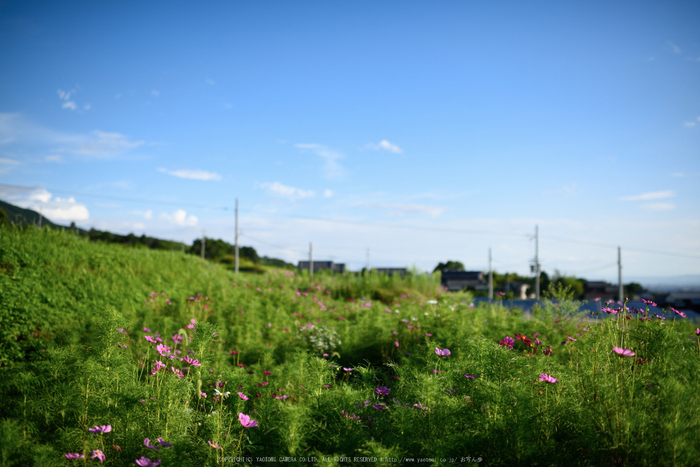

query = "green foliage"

[433,260,464,273]
[1,225,699,465]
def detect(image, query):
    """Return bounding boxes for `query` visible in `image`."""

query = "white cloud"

[620,190,674,201]
[114,93,122,99]
[323,189,334,198]
[364,202,447,218]
[158,168,222,181]
[367,139,403,154]
[642,202,675,211]
[683,121,696,128]
[0,186,90,222]
[260,182,316,199]
[671,172,684,177]
[152,90,160,97]
[295,143,345,179]
[0,158,20,165]
[668,41,681,54]
[57,89,73,100]
[205,79,215,85]
[72,131,145,157]
[83,104,91,111]
[62,101,77,110]
[160,209,198,226]
[44,155,63,163]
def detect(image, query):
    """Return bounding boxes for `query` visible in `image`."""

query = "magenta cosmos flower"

[539,373,558,384]
[435,347,451,357]
[375,386,390,396]
[612,346,635,357]
[88,425,111,434]
[238,412,259,428]
[207,441,222,449]
[90,449,106,463]
[135,457,162,467]
[64,453,84,459]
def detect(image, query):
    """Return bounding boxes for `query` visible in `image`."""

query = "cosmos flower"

[90,450,106,463]
[135,457,162,466]
[88,425,111,434]
[539,373,558,384]
[238,412,258,428]
[144,438,160,450]
[464,374,478,379]
[375,386,391,396]
[435,347,451,357]
[613,346,635,357]
[237,392,249,401]
[64,453,84,459]
[156,438,172,448]
[207,441,222,449]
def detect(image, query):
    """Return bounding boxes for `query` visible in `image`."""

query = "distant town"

[2,198,699,313]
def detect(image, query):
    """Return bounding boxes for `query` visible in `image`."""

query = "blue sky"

[1,0,699,283]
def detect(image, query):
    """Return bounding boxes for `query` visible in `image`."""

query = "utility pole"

[201,231,206,260]
[618,246,623,302]
[488,248,493,300]
[535,225,540,300]
[234,198,239,274]
[309,242,313,278]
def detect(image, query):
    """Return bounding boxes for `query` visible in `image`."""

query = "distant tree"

[625,282,645,297]
[433,261,465,273]
[0,209,8,226]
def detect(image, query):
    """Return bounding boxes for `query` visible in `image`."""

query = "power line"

[3,182,699,261]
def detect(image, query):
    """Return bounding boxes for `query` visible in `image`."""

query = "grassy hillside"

[1,225,699,466]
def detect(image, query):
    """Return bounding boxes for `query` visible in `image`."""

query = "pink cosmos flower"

[144,438,160,450]
[613,346,635,357]
[88,425,111,434]
[135,457,161,466]
[567,337,577,342]
[183,356,201,367]
[90,449,106,463]
[156,344,170,356]
[238,412,259,428]
[264,370,271,375]
[144,336,156,343]
[207,441,222,449]
[435,347,451,357]
[539,373,558,384]
[237,392,249,401]
[64,453,84,459]
[696,328,700,336]
[499,336,515,349]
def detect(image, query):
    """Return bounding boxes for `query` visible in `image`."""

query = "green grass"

[1,225,699,466]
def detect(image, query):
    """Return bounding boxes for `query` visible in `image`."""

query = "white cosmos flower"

[214,389,231,399]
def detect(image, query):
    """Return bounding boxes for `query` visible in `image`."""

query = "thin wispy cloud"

[260,181,315,199]
[620,190,674,201]
[0,157,21,174]
[323,189,333,198]
[667,41,681,54]
[295,143,345,179]
[72,131,145,157]
[205,79,215,85]
[683,120,696,128]
[158,168,222,181]
[151,90,160,97]
[643,202,675,211]
[160,209,198,226]
[366,140,403,154]
[364,202,447,218]
[542,183,581,196]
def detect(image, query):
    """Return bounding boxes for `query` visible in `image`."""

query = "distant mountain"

[0,199,66,229]
[0,198,294,269]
